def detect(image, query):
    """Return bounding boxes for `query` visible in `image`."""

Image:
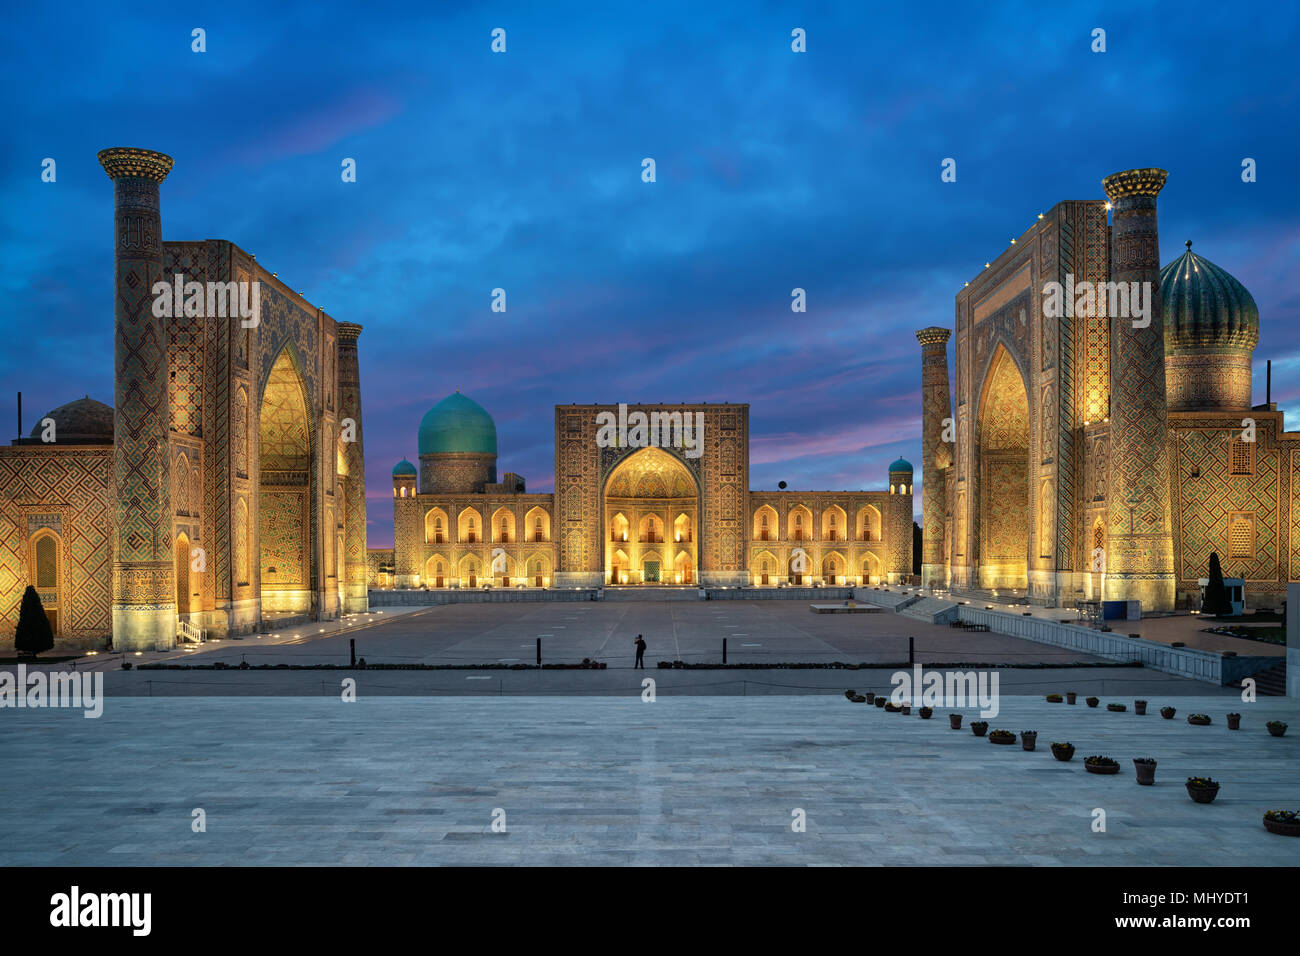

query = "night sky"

[3,3,1296,548]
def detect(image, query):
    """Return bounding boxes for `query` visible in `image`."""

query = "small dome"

[1161,242,1259,354]
[888,457,913,473]
[30,395,113,444]
[392,459,417,477]
[417,392,497,456]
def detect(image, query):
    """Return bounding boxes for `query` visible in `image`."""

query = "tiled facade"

[0,148,368,651]
[920,167,1294,610]
[388,402,913,590]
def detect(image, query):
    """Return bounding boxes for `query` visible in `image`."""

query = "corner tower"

[1101,168,1175,612]
[98,147,177,650]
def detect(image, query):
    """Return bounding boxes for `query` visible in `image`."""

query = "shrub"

[1045,693,1063,702]
[14,585,54,658]
[1202,552,1231,616]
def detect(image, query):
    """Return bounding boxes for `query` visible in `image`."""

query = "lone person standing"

[633,634,647,669]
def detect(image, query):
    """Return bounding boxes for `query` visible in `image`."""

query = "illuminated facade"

[381,398,913,589]
[920,166,1295,611]
[0,147,367,652]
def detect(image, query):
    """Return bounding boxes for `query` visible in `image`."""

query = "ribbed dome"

[888,457,913,473]
[392,459,417,477]
[1161,242,1259,354]
[30,395,113,444]
[417,392,497,456]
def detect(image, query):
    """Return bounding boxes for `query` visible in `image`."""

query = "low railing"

[177,620,206,644]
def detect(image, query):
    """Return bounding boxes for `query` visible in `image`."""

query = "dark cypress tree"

[912,521,922,576]
[1202,552,1231,617]
[14,585,54,658]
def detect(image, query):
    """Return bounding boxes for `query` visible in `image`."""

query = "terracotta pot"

[989,733,1015,745]
[918,708,932,719]
[1134,701,1147,715]
[1085,761,1120,775]
[1020,733,1037,751]
[1186,783,1219,804]
[971,722,988,737]
[1133,760,1157,786]
[1227,714,1241,730]
[949,714,962,729]
[1066,693,1077,705]
[864,693,875,704]
[1086,698,1099,708]
[900,705,911,715]
[1268,724,1287,737]
[1051,744,1074,762]
[1161,708,1176,720]
[1187,715,1211,726]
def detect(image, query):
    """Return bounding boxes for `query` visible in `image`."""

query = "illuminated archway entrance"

[603,447,699,585]
[976,345,1029,589]
[175,532,192,616]
[258,348,312,615]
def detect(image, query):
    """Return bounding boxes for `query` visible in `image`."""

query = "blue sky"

[2,1,1296,548]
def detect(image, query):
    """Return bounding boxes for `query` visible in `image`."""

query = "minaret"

[98,147,177,650]
[336,322,369,614]
[916,327,952,589]
[1101,168,1175,612]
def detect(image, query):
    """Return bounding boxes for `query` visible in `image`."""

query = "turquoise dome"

[417,392,497,456]
[1161,241,1259,354]
[888,457,913,473]
[392,459,417,477]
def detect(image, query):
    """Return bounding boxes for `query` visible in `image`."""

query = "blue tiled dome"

[417,392,497,456]
[392,459,417,477]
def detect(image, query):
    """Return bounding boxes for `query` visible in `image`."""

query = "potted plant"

[900,703,912,715]
[1066,692,1077,705]
[1133,757,1157,786]
[948,713,963,730]
[1020,731,1037,751]
[1161,706,1177,720]
[1085,696,1100,708]
[1226,712,1241,730]
[1050,741,1075,762]
[864,692,876,704]
[918,706,933,719]
[988,729,1016,745]
[1045,693,1063,703]
[884,701,900,713]
[1107,703,1127,712]
[1084,755,1120,775]
[843,689,858,700]
[1267,721,1288,737]
[970,720,988,737]
[1187,713,1212,726]
[1185,776,1220,804]
[1134,700,1148,715]
[875,697,886,708]
[1262,810,1300,837]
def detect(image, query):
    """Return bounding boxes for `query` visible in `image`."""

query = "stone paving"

[107,599,1110,670]
[2,694,1295,866]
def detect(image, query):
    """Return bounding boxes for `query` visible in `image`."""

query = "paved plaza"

[122,599,1112,669]
[1,695,1295,866]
